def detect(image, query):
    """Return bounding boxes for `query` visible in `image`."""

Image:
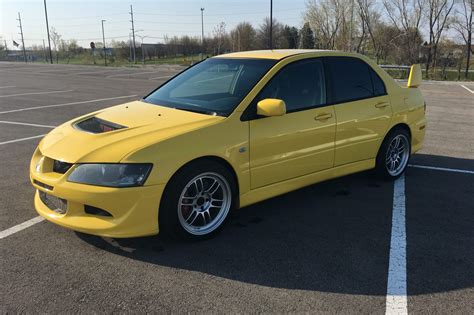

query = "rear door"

[325,57,392,166]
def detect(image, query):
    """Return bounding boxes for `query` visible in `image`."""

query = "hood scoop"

[74,117,127,134]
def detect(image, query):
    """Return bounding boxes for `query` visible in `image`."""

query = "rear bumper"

[411,117,426,153]
[31,162,165,238]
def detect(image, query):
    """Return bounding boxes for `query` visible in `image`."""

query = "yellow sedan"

[30,50,426,240]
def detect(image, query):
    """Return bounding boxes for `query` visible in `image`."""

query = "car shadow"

[77,154,473,296]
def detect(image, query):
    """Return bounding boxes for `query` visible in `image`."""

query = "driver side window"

[257,59,326,113]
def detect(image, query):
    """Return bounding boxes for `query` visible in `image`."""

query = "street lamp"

[137,34,148,65]
[201,8,204,59]
[101,19,107,66]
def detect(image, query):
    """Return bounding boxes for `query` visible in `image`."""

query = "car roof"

[214,49,350,60]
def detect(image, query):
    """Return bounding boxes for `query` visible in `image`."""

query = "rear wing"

[379,64,422,88]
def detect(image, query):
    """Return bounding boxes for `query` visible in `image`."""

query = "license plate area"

[39,190,68,214]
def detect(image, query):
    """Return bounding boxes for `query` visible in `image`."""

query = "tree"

[383,0,425,64]
[49,27,61,63]
[281,25,299,49]
[304,0,346,50]
[356,0,381,61]
[257,17,284,49]
[213,22,227,55]
[452,0,473,79]
[230,22,257,51]
[299,23,315,48]
[424,0,456,78]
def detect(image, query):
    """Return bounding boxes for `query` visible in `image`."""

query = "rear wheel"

[375,128,411,180]
[159,161,236,241]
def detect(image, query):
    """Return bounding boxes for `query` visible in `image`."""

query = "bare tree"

[356,0,381,61]
[213,22,227,55]
[49,27,61,63]
[424,0,456,78]
[230,22,257,51]
[257,17,284,49]
[305,0,345,49]
[452,0,473,78]
[383,0,425,63]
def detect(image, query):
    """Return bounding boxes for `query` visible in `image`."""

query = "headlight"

[68,164,152,187]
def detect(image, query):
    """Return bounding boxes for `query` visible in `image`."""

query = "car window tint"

[326,57,374,103]
[370,67,387,96]
[258,59,326,112]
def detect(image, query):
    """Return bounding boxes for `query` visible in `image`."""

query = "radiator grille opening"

[53,160,73,174]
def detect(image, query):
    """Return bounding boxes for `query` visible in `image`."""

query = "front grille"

[53,160,73,174]
[39,191,67,214]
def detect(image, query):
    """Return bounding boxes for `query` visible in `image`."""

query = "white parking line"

[409,164,474,175]
[0,86,16,89]
[386,174,407,315]
[0,94,137,115]
[0,216,45,240]
[0,90,73,98]
[107,71,161,78]
[149,75,174,80]
[0,120,55,128]
[0,134,46,145]
[460,84,474,94]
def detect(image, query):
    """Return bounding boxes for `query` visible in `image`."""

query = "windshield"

[143,58,277,116]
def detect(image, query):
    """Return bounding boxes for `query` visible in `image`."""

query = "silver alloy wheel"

[177,172,232,236]
[385,134,410,176]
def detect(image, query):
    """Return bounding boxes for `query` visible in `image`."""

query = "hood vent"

[74,117,126,134]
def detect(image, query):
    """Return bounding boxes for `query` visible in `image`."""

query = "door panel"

[250,106,336,189]
[334,95,391,166]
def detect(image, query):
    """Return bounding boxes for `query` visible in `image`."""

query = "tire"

[375,128,411,180]
[158,160,236,241]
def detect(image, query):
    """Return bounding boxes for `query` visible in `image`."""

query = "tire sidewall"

[159,160,236,241]
[376,128,411,180]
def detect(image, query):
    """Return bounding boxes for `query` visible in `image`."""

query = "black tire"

[375,127,411,180]
[158,160,237,241]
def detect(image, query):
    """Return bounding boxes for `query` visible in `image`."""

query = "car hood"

[38,101,224,163]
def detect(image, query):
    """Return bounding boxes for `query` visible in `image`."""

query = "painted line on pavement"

[408,164,474,175]
[460,84,474,94]
[0,216,45,240]
[149,75,174,80]
[0,120,55,128]
[0,86,16,89]
[0,90,73,98]
[0,134,46,145]
[0,94,137,115]
[385,174,407,315]
[107,71,161,78]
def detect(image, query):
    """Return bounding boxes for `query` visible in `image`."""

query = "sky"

[1,0,308,48]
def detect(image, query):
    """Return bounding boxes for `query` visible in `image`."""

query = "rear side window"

[370,68,387,96]
[326,57,383,103]
[256,59,326,113]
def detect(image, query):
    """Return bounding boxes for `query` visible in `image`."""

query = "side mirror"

[407,64,422,88]
[257,98,286,117]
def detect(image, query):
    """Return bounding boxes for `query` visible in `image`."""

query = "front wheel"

[375,128,411,180]
[159,161,236,241]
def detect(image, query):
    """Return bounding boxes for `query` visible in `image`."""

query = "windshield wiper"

[174,106,218,116]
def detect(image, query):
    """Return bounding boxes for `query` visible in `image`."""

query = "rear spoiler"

[407,64,422,88]
[379,64,422,88]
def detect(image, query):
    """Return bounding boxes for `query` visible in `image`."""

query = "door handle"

[314,113,333,121]
[375,102,389,108]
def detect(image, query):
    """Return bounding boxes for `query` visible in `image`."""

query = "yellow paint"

[30,49,426,238]
[407,64,422,88]
[256,98,286,116]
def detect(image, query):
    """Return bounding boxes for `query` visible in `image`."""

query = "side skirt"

[239,159,375,208]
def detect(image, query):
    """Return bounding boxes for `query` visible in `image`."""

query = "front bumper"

[30,154,164,238]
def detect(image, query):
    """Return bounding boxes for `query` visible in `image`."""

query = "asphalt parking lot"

[0,61,473,313]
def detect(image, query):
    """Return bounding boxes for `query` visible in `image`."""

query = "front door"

[248,58,336,189]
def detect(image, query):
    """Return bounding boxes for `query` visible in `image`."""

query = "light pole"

[137,35,148,65]
[43,0,53,64]
[101,19,107,66]
[201,8,204,59]
[269,0,273,50]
